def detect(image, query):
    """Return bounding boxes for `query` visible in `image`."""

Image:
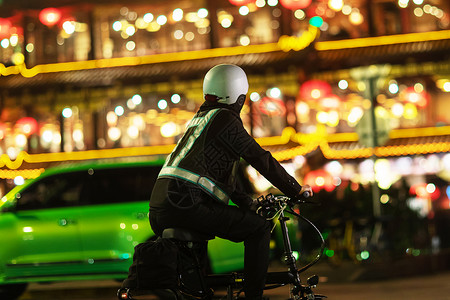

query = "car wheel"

[0,283,28,300]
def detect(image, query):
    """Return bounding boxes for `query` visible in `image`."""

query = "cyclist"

[149,64,312,300]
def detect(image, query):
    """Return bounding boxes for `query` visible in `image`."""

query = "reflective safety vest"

[158,108,231,204]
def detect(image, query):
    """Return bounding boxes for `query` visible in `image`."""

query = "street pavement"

[18,258,450,300]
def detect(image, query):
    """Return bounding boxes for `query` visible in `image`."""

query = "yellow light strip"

[265,126,450,161]
[325,132,359,143]
[272,144,320,161]
[0,168,45,179]
[255,126,360,146]
[0,43,281,78]
[278,25,319,52]
[315,29,450,51]
[320,141,373,160]
[389,126,450,139]
[273,141,450,161]
[375,142,450,157]
[255,127,296,146]
[0,144,175,170]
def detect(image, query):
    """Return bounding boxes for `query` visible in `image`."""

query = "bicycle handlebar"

[256,193,315,218]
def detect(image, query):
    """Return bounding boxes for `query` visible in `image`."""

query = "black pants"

[149,179,271,299]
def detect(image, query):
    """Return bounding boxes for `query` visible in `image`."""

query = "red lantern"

[299,80,332,100]
[304,169,335,193]
[0,18,12,39]
[16,117,38,136]
[228,0,255,6]
[39,8,62,26]
[402,87,429,108]
[280,0,313,10]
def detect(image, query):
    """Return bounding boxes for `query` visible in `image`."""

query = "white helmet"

[203,64,249,105]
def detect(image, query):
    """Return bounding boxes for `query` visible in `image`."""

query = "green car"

[0,159,244,299]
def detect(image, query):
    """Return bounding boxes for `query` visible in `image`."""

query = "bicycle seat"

[162,228,214,242]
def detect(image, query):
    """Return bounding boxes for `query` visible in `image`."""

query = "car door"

[76,165,160,275]
[3,172,85,280]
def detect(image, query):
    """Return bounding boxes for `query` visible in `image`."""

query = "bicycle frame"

[118,194,326,300]
[270,203,326,299]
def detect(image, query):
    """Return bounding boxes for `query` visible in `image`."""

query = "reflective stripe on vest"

[166,108,220,168]
[159,166,229,204]
[159,108,230,203]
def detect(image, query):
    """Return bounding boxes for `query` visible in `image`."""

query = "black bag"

[121,238,179,290]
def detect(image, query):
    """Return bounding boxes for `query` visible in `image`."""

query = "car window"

[16,172,85,211]
[81,166,161,205]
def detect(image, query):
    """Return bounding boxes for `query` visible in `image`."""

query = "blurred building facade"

[1,0,450,242]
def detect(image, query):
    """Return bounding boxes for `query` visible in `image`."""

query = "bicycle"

[117,193,327,300]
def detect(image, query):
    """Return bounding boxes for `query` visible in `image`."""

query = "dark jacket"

[151,101,302,209]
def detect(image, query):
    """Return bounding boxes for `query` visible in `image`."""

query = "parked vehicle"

[0,159,244,299]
